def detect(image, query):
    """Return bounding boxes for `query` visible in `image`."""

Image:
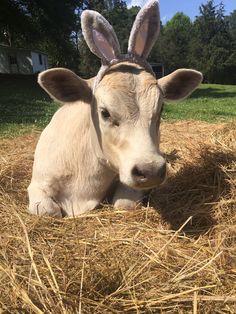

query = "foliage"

[0,0,236,83]
[150,1,236,84]
[189,0,235,83]
[150,13,192,72]
[0,0,82,70]
[0,0,35,47]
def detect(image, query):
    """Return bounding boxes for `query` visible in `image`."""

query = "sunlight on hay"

[0,121,235,313]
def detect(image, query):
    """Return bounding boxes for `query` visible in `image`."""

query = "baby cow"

[28,0,202,217]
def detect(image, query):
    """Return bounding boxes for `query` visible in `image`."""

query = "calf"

[28,0,202,217]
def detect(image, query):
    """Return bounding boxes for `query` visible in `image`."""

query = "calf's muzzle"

[131,159,166,189]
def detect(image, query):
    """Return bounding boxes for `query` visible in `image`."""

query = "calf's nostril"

[131,162,166,185]
[131,166,147,182]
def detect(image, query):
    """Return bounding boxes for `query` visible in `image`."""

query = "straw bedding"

[0,121,235,313]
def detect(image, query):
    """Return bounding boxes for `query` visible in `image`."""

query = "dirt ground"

[0,121,235,313]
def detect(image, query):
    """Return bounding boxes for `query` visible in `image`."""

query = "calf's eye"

[101,109,111,120]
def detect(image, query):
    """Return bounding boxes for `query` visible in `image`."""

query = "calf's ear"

[38,68,92,104]
[158,69,203,102]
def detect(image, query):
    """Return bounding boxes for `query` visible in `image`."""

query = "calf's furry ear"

[128,0,160,59]
[81,10,121,63]
[38,68,92,103]
[158,69,203,101]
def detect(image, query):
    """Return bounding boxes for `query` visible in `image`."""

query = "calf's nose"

[131,161,166,186]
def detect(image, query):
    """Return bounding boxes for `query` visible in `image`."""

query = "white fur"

[28,1,203,217]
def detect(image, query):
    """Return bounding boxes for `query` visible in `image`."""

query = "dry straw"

[0,121,235,313]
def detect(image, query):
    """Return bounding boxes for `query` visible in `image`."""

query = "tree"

[106,3,139,53]
[0,0,37,47]
[24,0,82,69]
[0,0,83,70]
[1,0,236,84]
[150,13,192,74]
[190,0,233,83]
[225,10,236,83]
[228,10,236,37]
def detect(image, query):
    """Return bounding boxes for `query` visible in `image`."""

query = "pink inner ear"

[134,19,148,56]
[92,29,115,62]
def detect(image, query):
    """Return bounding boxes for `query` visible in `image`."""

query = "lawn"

[0,74,235,137]
[0,74,58,137]
[163,84,236,122]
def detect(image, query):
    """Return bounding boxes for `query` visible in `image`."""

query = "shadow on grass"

[151,148,235,236]
[191,86,236,99]
[0,74,57,125]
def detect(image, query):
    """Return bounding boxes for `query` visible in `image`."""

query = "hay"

[0,121,235,313]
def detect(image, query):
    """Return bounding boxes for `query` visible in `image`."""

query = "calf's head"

[38,0,202,190]
[94,64,202,189]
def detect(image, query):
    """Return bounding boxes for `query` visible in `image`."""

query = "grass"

[0,74,235,137]
[163,84,236,122]
[0,74,58,137]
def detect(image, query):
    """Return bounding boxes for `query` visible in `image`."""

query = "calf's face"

[93,63,202,190]
[38,64,202,190]
[94,63,165,190]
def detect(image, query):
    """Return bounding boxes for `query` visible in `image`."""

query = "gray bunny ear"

[81,10,121,64]
[128,0,160,59]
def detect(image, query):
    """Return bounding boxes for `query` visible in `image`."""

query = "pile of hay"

[0,121,235,313]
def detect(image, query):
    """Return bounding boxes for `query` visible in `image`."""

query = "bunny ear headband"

[81,0,160,91]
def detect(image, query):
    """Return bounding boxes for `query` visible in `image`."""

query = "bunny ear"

[128,0,160,59]
[81,10,121,63]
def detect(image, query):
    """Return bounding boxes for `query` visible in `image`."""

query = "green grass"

[163,84,236,122]
[0,74,235,137]
[0,74,58,137]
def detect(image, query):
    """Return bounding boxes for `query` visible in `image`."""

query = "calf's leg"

[28,183,63,218]
[112,182,144,209]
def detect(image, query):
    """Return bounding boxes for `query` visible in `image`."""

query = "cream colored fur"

[28,1,203,217]
[28,108,114,217]
[28,64,202,217]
